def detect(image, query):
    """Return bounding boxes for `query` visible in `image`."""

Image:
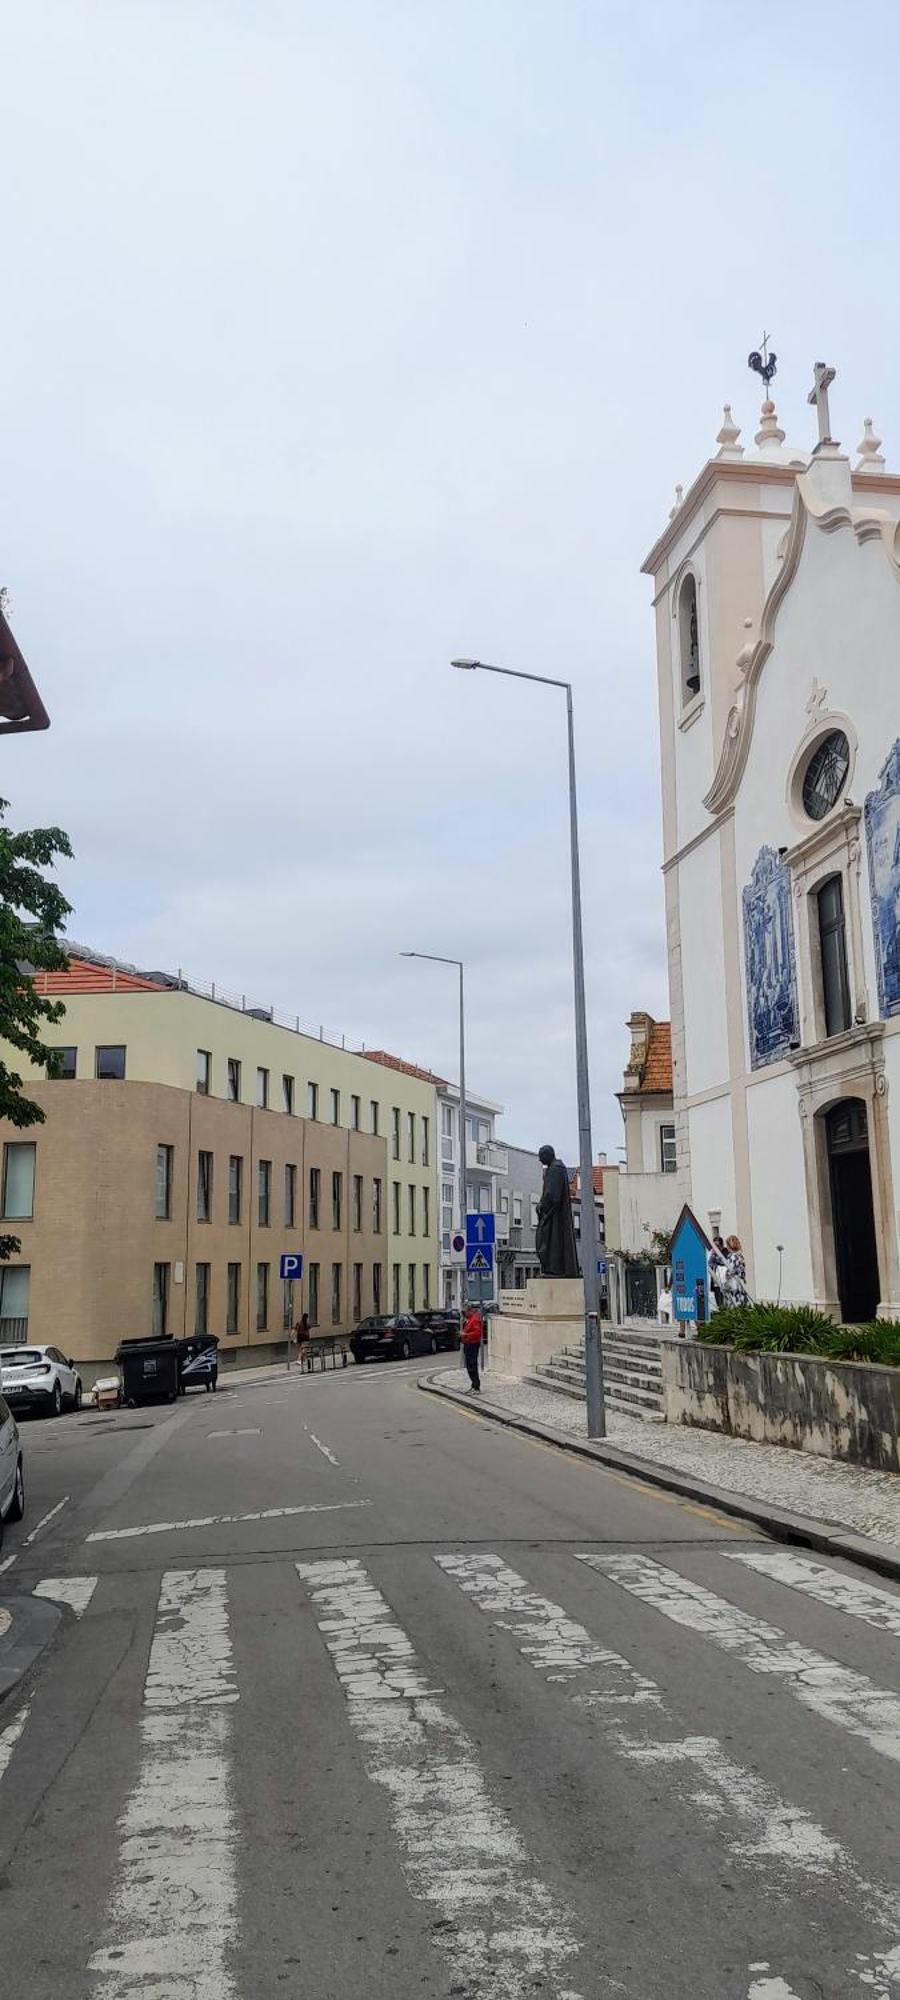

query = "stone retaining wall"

[661,1340,900,1472]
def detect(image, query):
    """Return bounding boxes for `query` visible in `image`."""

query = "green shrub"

[699,1303,900,1367]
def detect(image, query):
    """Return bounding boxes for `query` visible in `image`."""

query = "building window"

[422,1264,430,1308]
[408,1184,416,1236]
[197,1151,213,1223]
[256,1261,269,1332]
[422,1117,429,1167]
[408,1262,416,1311]
[257,1067,269,1110]
[442,1179,454,1209]
[330,1087,340,1126]
[422,1186,430,1237]
[227,1058,241,1102]
[352,1261,363,1321]
[152,1262,170,1337]
[372,1262,382,1313]
[226,1262,241,1335]
[392,1107,401,1160]
[258,1159,271,1227]
[196,1049,211,1095]
[332,1171,342,1231]
[392,1180,401,1234]
[331,1262,342,1325]
[392,1262,401,1314]
[309,1167,320,1229]
[308,1261,320,1327]
[441,1104,453,1137]
[660,1124,677,1174]
[678,572,701,706]
[195,1263,210,1337]
[408,1111,416,1164]
[0,1264,29,1339]
[284,1163,297,1229]
[817,874,852,1037]
[512,1194,523,1226]
[283,1073,295,1115]
[96,1045,126,1080]
[50,1045,77,1080]
[352,1174,363,1232]
[228,1155,243,1225]
[370,1100,379,1136]
[373,1177,382,1233]
[307,1081,319,1120]
[154,1144,173,1221]
[351,1094,360,1131]
[2,1143,35,1221]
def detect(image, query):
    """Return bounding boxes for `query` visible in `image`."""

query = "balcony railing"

[465,1139,508,1175]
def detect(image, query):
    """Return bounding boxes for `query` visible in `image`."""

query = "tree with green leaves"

[0,798,72,1259]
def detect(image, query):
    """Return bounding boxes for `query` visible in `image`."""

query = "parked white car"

[0,1345,83,1419]
[0,1394,25,1545]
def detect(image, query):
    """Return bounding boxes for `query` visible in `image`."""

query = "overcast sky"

[5,1,900,1161]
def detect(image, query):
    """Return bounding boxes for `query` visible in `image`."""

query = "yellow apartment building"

[0,950,438,1377]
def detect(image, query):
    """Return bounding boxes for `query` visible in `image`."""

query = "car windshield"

[1,1348,44,1367]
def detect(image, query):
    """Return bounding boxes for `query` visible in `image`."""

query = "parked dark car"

[414,1309,460,1352]
[349,1314,436,1364]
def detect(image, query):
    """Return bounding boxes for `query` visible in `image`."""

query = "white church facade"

[643,368,900,1321]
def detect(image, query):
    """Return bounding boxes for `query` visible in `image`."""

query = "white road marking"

[0,1701,30,1783]
[304,1427,339,1467]
[727,1549,900,1636]
[33,1576,98,1617]
[90,1569,238,1998]
[297,1556,586,1997]
[0,1608,9,1637]
[579,1554,900,1767]
[23,1494,69,1544]
[87,1498,369,1543]
[435,1553,659,1706]
[206,1427,261,1439]
[748,1981,802,1999]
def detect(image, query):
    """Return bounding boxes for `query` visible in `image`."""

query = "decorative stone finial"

[855,417,885,475]
[669,483,684,520]
[716,405,743,459]
[736,617,755,682]
[755,398,786,450]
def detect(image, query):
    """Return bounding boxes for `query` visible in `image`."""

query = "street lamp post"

[401,952,466,1311]
[451,658,606,1438]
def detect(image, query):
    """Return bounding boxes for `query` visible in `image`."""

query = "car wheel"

[430,1335,438,1354]
[8,1456,24,1523]
[73,1381,83,1412]
[51,1382,62,1418]
[400,1338,412,1360]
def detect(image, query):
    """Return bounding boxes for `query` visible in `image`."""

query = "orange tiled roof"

[33,955,166,996]
[642,1020,673,1093]
[570,1165,604,1198]
[364,1050,448,1087]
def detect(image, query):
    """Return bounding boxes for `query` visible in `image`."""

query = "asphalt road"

[0,1358,898,2000]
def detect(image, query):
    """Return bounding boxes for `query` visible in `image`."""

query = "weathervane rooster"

[748,334,777,388]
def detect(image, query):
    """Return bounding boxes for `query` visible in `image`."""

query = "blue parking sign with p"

[279,1253,304,1281]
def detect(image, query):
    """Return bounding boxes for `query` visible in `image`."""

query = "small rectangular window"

[332,1171,342,1231]
[372,1262,382,1313]
[257,1067,269,1110]
[422,1116,429,1167]
[331,1261,342,1324]
[422,1186,430,1237]
[96,1045,126,1080]
[659,1124,677,1174]
[392,1107,401,1161]
[226,1262,241,1334]
[196,1049,211,1095]
[372,1177,382,1233]
[284,1163,297,1229]
[351,1094,360,1131]
[155,1143,173,1221]
[256,1261,269,1332]
[408,1111,416,1164]
[152,1261,170,1337]
[2,1143,35,1221]
[352,1262,363,1321]
[352,1174,363,1232]
[392,1262,401,1315]
[308,1261,320,1327]
[392,1181,401,1235]
[512,1194,523,1225]
[195,1263,210,1337]
[408,1184,416,1236]
[227,1058,241,1102]
[283,1074,295,1115]
[258,1159,271,1227]
[441,1104,453,1138]
[330,1087,340,1126]
[197,1150,213,1223]
[408,1262,416,1311]
[818,874,852,1039]
[51,1046,77,1081]
[307,1081,319,1120]
[422,1263,431,1309]
[228,1155,243,1226]
[0,1263,30,1337]
[309,1167,321,1229]
[370,1100,379,1136]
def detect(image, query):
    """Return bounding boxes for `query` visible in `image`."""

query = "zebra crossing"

[0,1546,897,1998]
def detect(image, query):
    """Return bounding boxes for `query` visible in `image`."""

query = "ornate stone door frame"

[791,1025,899,1318]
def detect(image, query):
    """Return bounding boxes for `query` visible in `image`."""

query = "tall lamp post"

[451,658,605,1438]
[401,952,466,1311]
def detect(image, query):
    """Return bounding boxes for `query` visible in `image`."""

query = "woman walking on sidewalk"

[461,1305,484,1393]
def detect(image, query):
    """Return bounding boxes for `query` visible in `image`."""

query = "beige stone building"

[0,950,438,1374]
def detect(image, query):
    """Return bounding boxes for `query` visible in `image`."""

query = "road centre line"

[24,1495,69,1545]
[727,1549,900,1636]
[296,1555,587,1998]
[303,1426,339,1466]
[579,1553,900,1768]
[87,1499,370,1543]
[0,1553,16,1574]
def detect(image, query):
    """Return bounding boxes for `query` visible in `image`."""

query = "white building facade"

[438,1084,506,1307]
[644,373,900,1320]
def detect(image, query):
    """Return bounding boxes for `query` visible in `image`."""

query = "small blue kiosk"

[670,1203,712,1328]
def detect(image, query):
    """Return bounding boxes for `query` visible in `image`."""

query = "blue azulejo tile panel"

[865,738,900,1019]
[742,845,799,1069]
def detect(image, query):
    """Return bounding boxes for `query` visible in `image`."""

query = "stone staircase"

[529,1327,666,1421]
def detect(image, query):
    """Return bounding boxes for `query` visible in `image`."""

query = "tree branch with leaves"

[0,798,73,1259]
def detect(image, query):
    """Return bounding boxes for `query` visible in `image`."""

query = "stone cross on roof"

[808,361,838,450]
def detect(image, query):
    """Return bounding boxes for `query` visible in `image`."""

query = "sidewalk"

[428,1363,900,1570]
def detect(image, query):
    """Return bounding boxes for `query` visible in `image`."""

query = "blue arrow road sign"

[279,1253,304,1281]
[466,1212,495,1247]
[466,1243,494,1274]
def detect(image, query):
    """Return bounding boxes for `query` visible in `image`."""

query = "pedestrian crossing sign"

[466,1247,492,1273]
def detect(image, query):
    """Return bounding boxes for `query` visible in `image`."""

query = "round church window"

[801,729,850,820]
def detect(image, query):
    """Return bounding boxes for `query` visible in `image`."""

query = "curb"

[418,1374,900,1585]
[0,1593,61,1704]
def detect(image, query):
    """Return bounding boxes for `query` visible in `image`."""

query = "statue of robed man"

[535,1144,580,1279]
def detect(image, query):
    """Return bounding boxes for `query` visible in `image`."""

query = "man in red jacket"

[461,1304,484,1393]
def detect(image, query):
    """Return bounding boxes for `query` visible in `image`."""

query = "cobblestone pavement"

[434,1363,900,1554]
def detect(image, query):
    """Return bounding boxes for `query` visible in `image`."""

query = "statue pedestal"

[488,1276,584,1379]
